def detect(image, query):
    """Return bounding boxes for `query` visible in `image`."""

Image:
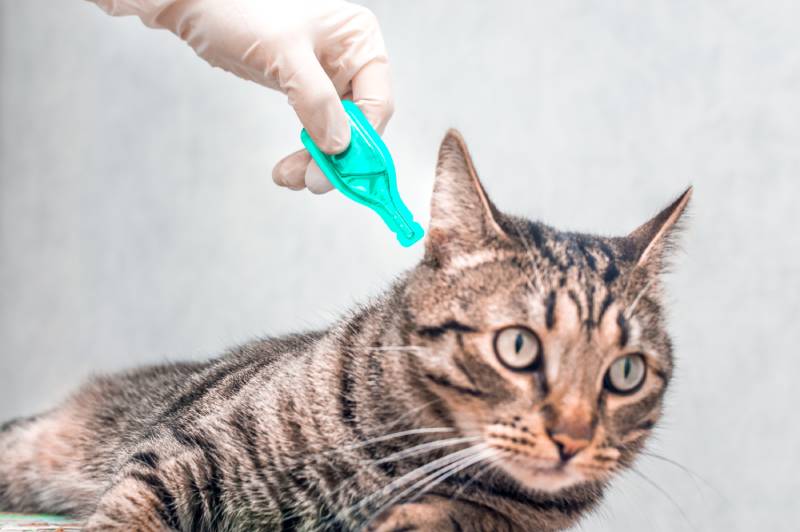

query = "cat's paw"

[368,501,460,532]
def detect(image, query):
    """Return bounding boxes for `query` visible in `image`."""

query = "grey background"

[1,1,798,530]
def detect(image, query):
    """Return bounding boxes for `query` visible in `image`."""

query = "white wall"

[1,1,798,530]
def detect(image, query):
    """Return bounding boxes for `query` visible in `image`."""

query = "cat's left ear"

[426,129,508,263]
[624,186,693,272]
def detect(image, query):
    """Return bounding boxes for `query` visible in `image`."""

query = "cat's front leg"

[368,495,516,532]
[85,441,218,532]
[84,472,178,532]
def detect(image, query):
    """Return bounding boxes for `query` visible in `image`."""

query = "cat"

[0,130,691,532]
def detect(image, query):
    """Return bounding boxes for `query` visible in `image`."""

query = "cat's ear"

[426,130,508,262]
[624,186,692,272]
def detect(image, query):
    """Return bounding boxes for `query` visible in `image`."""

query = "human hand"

[92,0,394,193]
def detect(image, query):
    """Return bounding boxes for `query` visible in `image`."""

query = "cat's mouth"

[482,424,616,493]
[494,454,603,493]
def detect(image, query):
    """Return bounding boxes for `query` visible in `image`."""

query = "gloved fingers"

[305,160,334,194]
[293,59,391,195]
[272,149,310,191]
[272,150,335,194]
[283,50,351,155]
[318,5,392,132]
[351,58,394,135]
[322,5,386,87]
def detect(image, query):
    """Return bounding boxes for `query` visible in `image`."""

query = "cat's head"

[403,130,690,494]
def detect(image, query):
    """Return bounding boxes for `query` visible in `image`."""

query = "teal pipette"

[300,101,424,247]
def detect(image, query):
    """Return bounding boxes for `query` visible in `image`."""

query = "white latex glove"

[91,0,394,193]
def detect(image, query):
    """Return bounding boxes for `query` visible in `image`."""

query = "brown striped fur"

[0,130,690,531]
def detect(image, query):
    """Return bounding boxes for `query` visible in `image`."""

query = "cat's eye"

[493,326,542,370]
[604,354,646,394]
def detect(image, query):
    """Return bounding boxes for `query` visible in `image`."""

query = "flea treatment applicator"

[301,101,424,247]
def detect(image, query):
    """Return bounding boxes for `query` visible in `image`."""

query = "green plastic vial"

[300,101,424,247]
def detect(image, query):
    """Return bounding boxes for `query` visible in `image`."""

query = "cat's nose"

[549,432,591,462]
[541,400,595,461]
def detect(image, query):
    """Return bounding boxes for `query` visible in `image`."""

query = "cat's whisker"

[362,446,497,528]
[343,427,456,451]
[451,453,534,532]
[346,444,489,518]
[448,451,507,501]
[363,398,443,434]
[298,401,455,514]
[451,453,535,532]
[295,426,457,466]
[640,451,724,501]
[313,435,482,517]
[574,463,615,474]
[630,468,698,532]
[401,448,496,503]
[319,434,481,513]
[370,435,481,465]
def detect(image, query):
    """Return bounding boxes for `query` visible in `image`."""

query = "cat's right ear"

[426,130,508,264]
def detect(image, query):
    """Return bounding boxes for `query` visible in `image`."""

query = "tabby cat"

[0,130,691,531]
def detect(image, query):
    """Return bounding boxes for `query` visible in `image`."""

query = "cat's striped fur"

[0,130,690,531]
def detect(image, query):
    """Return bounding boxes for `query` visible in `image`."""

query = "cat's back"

[78,330,326,439]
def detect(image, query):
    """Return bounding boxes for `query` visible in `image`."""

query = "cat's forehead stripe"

[447,249,497,270]
[443,249,513,274]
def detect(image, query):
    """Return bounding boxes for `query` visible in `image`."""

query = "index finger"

[351,58,394,135]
